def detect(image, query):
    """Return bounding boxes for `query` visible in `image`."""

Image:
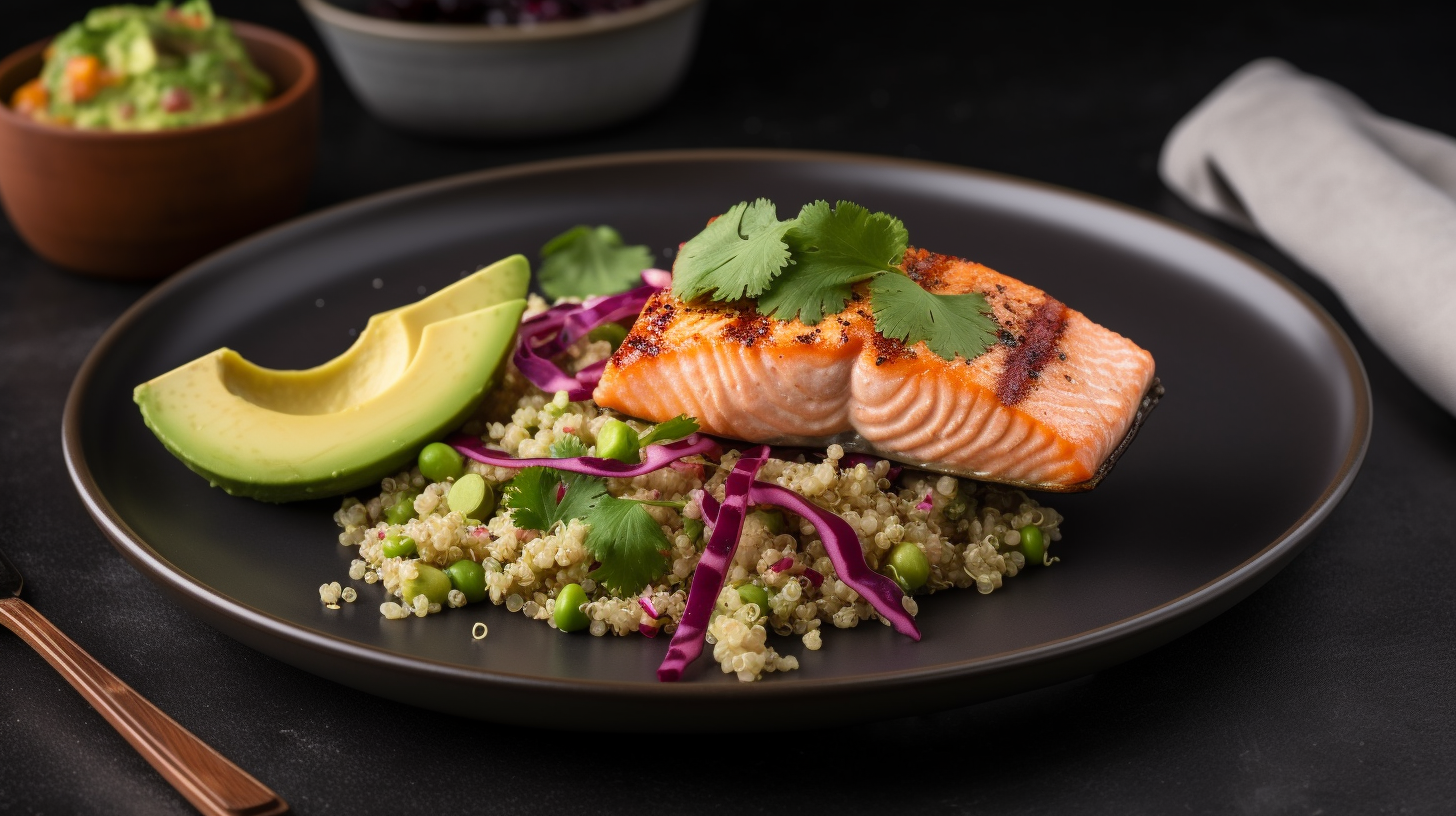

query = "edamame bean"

[596,419,640,463]
[682,517,705,544]
[587,322,628,350]
[750,509,786,536]
[383,493,418,525]
[446,559,487,603]
[382,534,417,559]
[885,541,930,592]
[418,442,465,483]
[737,583,769,619]
[1019,525,1046,566]
[448,474,493,519]
[402,564,452,606]
[554,583,590,632]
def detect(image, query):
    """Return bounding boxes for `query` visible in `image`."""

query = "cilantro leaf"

[757,200,908,324]
[502,467,557,531]
[503,467,607,531]
[637,414,699,447]
[868,273,999,362]
[538,225,653,300]
[584,495,672,596]
[671,199,794,303]
[555,473,608,528]
[550,435,589,459]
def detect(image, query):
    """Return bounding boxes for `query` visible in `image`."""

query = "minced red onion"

[638,595,662,619]
[801,568,825,588]
[768,557,795,573]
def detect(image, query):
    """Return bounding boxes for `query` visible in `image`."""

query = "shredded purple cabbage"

[746,482,920,641]
[449,433,714,478]
[657,446,771,682]
[512,271,667,399]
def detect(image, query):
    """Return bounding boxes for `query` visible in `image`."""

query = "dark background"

[2,1,1455,814]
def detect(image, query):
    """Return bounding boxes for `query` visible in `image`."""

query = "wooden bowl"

[0,22,319,279]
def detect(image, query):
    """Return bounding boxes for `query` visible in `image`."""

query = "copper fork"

[0,545,289,816]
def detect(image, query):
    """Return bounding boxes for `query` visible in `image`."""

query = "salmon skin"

[593,248,1160,492]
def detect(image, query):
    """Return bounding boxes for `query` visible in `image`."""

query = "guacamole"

[9,1,272,131]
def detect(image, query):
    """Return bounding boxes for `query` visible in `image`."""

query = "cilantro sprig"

[503,467,606,532]
[671,199,998,362]
[583,495,672,596]
[538,225,653,300]
[869,274,1000,362]
[760,200,909,324]
[671,199,794,303]
[502,464,677,597]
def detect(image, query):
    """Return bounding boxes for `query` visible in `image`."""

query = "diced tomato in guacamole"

[8,1,271,131]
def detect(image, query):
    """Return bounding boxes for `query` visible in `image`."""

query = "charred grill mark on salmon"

[995,296,1067,406]
[594,251,1157,492]
[903,247,957,290]
[722,309,772,347]
[609,298,675,367]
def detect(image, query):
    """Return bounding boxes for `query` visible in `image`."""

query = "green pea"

[682,517,705,544]
[554,583,590,632]
[737,583,769,618]
[418,442,465,483]
[596,419,640,463]
[402,563,452,606]
[885,542,930,593]
[750,509,786,536]
[383,495,417,525]
[382,534,417,559]
[1020,525,1046,566]
[446,559,487,603]
[587,322,629,350]
[448,474,493,519]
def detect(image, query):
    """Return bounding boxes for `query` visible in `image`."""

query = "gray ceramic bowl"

[299,0,703,138]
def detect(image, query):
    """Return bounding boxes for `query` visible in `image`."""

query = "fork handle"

[0,597,289,816]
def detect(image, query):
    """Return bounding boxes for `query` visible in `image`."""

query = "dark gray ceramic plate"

[63,150,1370,731]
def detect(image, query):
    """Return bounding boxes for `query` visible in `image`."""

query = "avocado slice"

[134,257,530,502]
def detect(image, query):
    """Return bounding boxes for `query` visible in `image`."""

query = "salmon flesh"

[593,248,1160,492]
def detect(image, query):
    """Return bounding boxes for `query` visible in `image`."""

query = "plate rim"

[61,148,1373,702]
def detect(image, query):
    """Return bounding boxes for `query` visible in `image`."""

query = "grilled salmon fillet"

[593,248,1159,491]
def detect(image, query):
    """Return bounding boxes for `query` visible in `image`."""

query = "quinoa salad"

[326,293,1065,683]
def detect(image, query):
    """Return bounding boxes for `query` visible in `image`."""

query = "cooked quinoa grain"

[328,344,1064,682]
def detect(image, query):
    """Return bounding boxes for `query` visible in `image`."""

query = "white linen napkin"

[1160,58,1456,414]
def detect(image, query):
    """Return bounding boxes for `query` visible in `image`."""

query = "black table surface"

[3,2,1454,814]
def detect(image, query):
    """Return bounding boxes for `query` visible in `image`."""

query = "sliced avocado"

[134,257,530,502]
